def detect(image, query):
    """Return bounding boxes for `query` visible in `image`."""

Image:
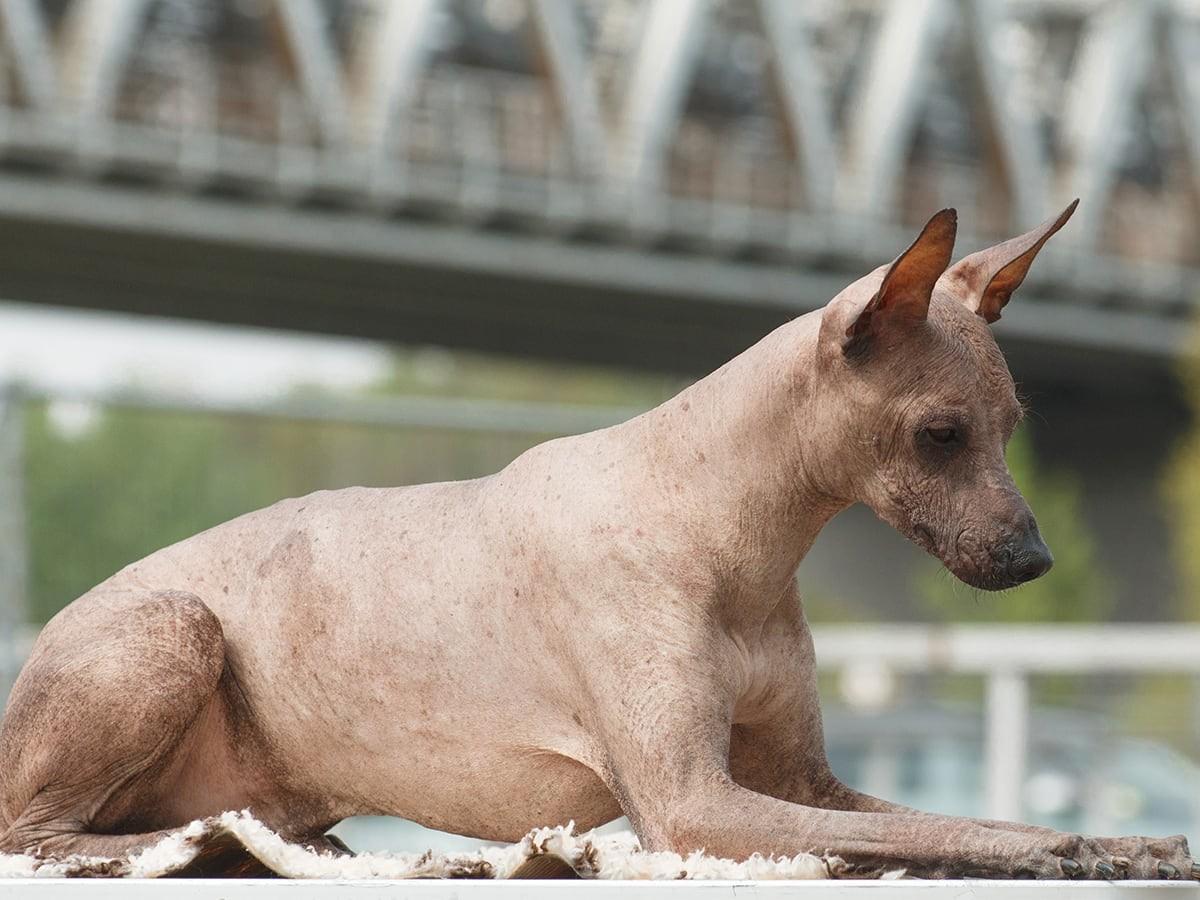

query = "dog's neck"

[629,312,852,622]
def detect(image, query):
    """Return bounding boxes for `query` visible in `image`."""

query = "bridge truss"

[0,0,1198,374]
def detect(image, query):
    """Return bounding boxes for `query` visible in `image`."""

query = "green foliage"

[374,346,683,407]
[24,405,287,623]
[915,429,1114,623]
[1164,328,1200,619]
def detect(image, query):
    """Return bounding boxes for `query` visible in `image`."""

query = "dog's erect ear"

[940,200,1078,324]
[843,209,958,349]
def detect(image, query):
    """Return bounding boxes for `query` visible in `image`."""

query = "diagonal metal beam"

[1164,14,1200,204]
[756,0,836,211]
[58,0,151,117]
[1058,0,1156,248]
[0,0,57,108]
[349,0,442,153]
[273,0,349,145]
[528,0,608,178]
[615,0,709,191]
[960,0,1049,227]
[837,0,951,216]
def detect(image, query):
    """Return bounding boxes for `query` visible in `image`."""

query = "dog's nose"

[1008,520,1053,584]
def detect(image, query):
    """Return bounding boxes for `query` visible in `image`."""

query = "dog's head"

[815,203,1077,591]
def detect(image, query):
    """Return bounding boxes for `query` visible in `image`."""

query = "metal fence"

[817,626,1200,823]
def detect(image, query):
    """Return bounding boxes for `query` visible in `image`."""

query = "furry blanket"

[0,811,887,880]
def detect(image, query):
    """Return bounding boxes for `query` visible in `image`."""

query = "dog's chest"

[729,603,818,724]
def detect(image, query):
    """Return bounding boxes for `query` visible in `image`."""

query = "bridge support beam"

[59,0,149,118]
[839,0,950,217]
[351,0,441,157]
[757,0,836,212]
[1060,1,1155,248]
[275,0,350,145]
[616,0,708,195]
[0,0,57,109]
[529,0,607,180]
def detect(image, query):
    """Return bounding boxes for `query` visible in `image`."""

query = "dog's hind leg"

[0,589,228,860]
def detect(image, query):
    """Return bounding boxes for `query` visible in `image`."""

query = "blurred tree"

[373,346,683,407]
[1165,334,1200,618]
[25,403,286,623]
[915,429,1114,623]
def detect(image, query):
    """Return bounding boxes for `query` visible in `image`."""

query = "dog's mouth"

[910,523,1020,592]
[948,566,1022,592]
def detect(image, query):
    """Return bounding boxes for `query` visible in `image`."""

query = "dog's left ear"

[842,208,958,348]
[940,199,1078,324]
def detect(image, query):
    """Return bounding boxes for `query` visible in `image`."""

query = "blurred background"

[1,0,1200,855]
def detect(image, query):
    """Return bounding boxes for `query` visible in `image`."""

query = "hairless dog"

[1,203,1194,879]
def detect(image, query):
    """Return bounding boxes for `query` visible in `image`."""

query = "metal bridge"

[0,0,1198,378]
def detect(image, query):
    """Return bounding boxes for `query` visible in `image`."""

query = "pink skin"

[0,203,1192,879]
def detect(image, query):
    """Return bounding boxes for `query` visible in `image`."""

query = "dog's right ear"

[939,200,1077,324]
[820,209,958,358]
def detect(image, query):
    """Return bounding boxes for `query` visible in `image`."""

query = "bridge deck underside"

[0,169,1183,393]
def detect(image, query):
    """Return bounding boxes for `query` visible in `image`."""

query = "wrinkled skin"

[830,281,1039,591]
[0,205,1192,880]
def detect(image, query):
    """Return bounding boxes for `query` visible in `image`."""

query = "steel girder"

[0,0,1196,359]
[0,0,1196,234]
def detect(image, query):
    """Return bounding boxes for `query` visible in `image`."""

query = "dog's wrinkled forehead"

[825,202,1077,436]
[926,291,1022,425]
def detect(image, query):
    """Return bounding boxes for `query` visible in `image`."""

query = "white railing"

[815,625,1200,821]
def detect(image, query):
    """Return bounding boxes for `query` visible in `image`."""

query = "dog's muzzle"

[993,519,1054,587]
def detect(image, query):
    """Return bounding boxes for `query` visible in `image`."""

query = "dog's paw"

[1091,835,1194,880]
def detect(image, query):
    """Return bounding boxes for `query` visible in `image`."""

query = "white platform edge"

[0,880,1197,898]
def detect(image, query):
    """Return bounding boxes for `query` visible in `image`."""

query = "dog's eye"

[924,425,958,445]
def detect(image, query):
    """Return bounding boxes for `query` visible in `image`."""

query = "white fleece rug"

[0,811,889,880]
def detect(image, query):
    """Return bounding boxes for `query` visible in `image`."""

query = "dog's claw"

[1060,859,1083,878]
[1095,861,1116,879]
[1158,862,1179,880]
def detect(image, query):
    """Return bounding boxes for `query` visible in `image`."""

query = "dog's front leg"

[723,595,1192,879]
[817,782,1195,880]
[605,695,1115,877]
[588,620,1117,879]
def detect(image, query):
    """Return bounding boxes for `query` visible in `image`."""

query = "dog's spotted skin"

[1,203,1192,879]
